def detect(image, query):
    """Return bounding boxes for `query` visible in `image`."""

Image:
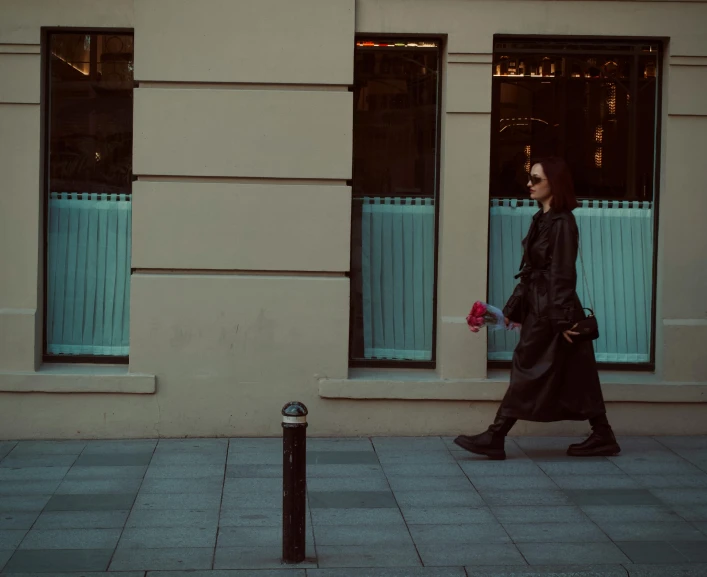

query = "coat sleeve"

[549,217,578,333]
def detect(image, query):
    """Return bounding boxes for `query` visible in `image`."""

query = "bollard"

[281,401,308,564]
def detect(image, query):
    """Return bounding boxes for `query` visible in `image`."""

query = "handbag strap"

[577,238,595,311]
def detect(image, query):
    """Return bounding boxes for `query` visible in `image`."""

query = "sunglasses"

[527,173,547,185]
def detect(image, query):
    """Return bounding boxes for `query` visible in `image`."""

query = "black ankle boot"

[453,414,517,460]
[567,414,621,457]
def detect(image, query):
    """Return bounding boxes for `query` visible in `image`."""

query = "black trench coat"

[499,208,606,422]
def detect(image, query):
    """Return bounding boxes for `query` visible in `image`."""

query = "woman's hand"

[562,323,580,343]
[504,317,510,327]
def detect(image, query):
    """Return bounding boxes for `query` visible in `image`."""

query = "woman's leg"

[453,407,517,461]
[567,413,621,457]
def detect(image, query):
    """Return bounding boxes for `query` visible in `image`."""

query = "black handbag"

[573,243,600,342]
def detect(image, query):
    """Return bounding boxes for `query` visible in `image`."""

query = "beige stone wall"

[0,0,706,439]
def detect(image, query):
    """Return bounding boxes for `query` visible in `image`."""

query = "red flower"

[470,301,487,317]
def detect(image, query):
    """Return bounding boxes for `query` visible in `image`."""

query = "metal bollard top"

[281,401,308,426]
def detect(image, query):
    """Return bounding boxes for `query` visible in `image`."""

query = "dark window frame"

[486,35,665,371]
[348,34,446,369]
[41,27,134,365]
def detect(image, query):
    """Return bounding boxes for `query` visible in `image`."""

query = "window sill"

[0,364,155,394]
[319,368,707,403]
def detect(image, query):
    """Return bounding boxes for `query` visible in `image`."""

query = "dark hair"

[533,156,578,211]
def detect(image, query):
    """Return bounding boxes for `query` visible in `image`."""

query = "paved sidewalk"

[0,435,706,576]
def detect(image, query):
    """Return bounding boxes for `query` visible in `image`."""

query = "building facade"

[1,0,706,439]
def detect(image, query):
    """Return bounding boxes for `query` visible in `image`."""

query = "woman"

[454,157,620,460]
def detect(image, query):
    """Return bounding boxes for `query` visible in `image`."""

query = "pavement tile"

[3,548,114,572]
[0,549,13,571]
[215,547,317,570]
[1,574,144,577]
[308,465,386,478]
[147,464,225,479]
[74,452,153,467]
[307,475,390,492]
[81,439,157,454]
[501,521,610,543]
[55,478,142,494]
[626,564,707,577]
[514,437,586,452]
[1,455,78,468]
[409,522,511,544]
[306,438,374,452]
[386,475,473,492]
[656,436,707,451]
[416,542,525,566]
[0,466,69,481]
[221,491,283,509]
[402,506,496,525]
[491,505,588,525]
[147,571,305,577]
[616,541,689,564]
[33,510,129,529]
[308,451,380,465]
[631,475,707,489]
[310,508,404,526]
[158,438,228,451]
[217,526,282,547]
[396,490,485,508]
[118,526,217,548]
[140,476,225,494]
[694,521,707,536]
[459,460,546,477]
[226,452,281,465]
[469,475,559,491]
[550,475,641,490]
[45,493,136,511]
[535,461,625,476]
[0,441,17,459]
[372,437,447,452]
[651,488,707,506]
[379,463,463,477]
[617,437,675,452]
[0,529,27,549]
[219,508,284,527]
[309,490,397,509]
[580,505,685,524]
[0,495,52,512]
[670,505,707,521]
[309,569,464,577]
[316,543,421,568]
[376,452,457,466]
[227,438,281,451]
[313,523,413,546]
[225,465,281,478]
[461,567,627,577]
[134,492,222,511]
[109,546,214,571]
[0,480,62,495]
[667,540,707,562]
[9,441,86,456]
[479,490,572,507]
[150,453,227,466]
[63,465,147,480]
[517,542,631,565]
[224,477,282,492]
[127,507,219,528]
[0,511,39,530]
[598,521,707,541]
[611,459,704,476]
[564,489,662,507]
[19,528,121,549]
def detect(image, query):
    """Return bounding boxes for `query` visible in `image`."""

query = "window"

[349,39,441,365]
[488,38,661,365]
[44,32,134,360]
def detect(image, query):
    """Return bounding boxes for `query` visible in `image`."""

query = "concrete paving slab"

[0,511,39,530]
[669,541,707,563]
[550,475,641,490]
[501,522,610,543]
[668,505,707,522]
[308,451,380,465]
[55,478,142,494]
[517,542,632,565]
[469,475,559,490]
[580,505,685,524]
[309,508,405,527]
[598,521,707,542]
[309,569,464,577]
[395,490,485,508]
[315,543,421,568]
[380,463,465,478]
[0,495,52,512]
[9,441,86,456]
[478,490,573,507]
[0,549,12,570]
[490,506,589,524]
[0,466,69,481]
[45,493,136,511]
[308,465,386,478]
[564,489,662,507]
[616,541,689,564]
[401,506,496,525]
[127,507,219,528]
[535,461,625,476]
[3,548,114,572]
[462,567,627,577]
[409,522,512,545]
[306,438,374,452]
[118,525,217,548]
[1,455,78,468]
[74,452,153,467]
[63,465,148,480]
[109,546,214,571]
[313,523,413,546]
[307,475,390,492]
[82,439,157,454]
[309,490,397,509]
[376,452,457,466]
[416,542,526,566]
[19,528,121,549]
[134,492,222,511]
[386,475,473,492]
[0,480,62,495]
[147,464,225,479]
[33,510,129,529]
[626,564,707,577]
[631,475,707,489]
[0,529,27,548]
[214,546,317,569]
[459,461,547,477]
[651,489,707,506]
[140,476,225,494]
[218,508,284,528]
[372,437,447,452]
